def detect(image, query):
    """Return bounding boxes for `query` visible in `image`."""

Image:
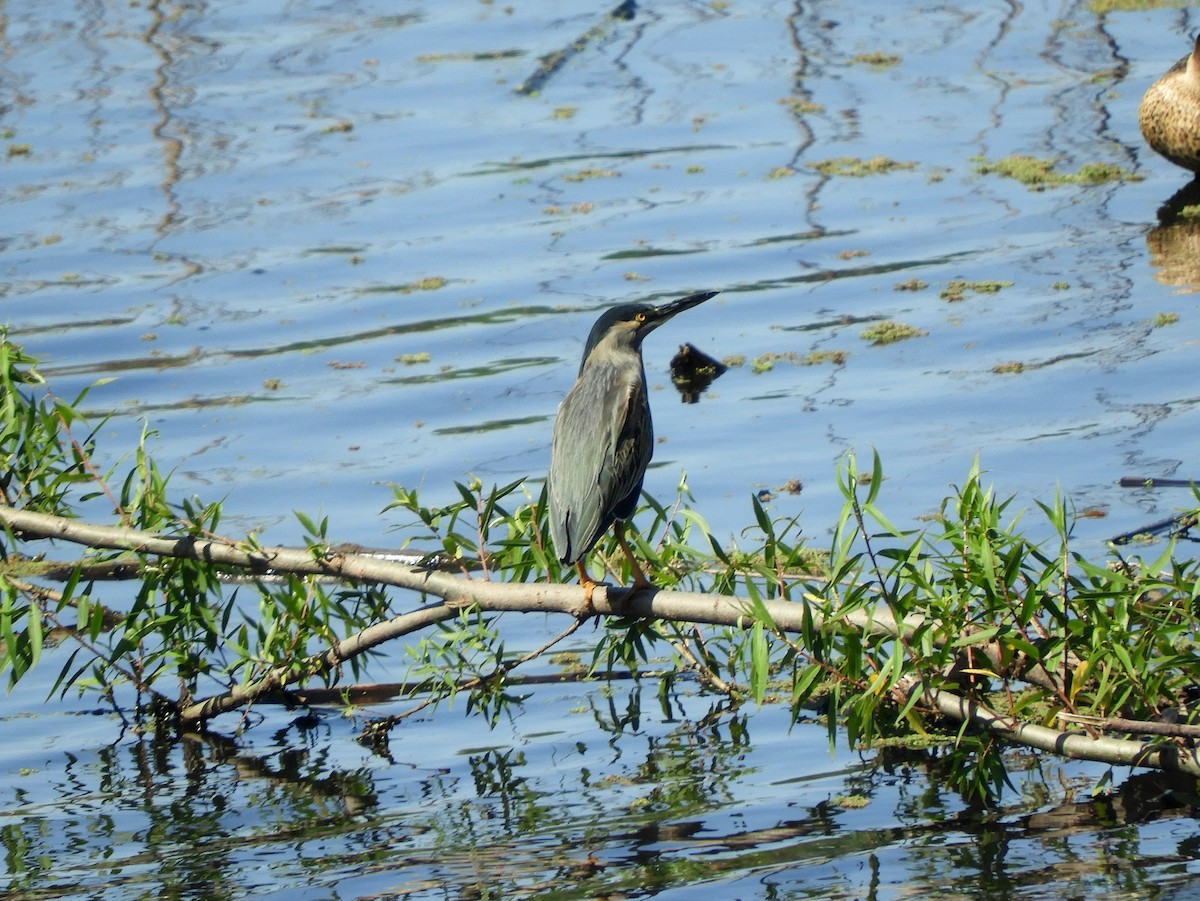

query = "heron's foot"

[576,561,600,616]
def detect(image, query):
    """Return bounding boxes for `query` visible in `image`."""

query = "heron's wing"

[603,377,652,523]
[548,362,650,563]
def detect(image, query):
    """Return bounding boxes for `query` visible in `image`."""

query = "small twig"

[663,626,736,696]
[46,389,128,525]
[361,615,590,736]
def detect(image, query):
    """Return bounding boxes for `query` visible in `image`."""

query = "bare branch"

[1057,711,1200,740]
[903,676,1200,777]
[177,603,460,725]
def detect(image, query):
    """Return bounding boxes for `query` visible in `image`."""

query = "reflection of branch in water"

[514,0,637,96]
[143,0,183,238]
[1107,510,1198,546]
[142,0,203,286]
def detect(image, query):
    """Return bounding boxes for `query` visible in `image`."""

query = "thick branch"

[0,504,1115,754]
[0,502,923,638]
[0,506,465,598]
[904,676,1200,777]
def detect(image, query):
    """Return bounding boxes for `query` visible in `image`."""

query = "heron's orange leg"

[614,521,651,590]
[576,560,599,612]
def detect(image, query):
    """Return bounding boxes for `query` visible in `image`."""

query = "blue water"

[4,0,1200,897]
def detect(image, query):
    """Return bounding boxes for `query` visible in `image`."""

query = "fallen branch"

[1057,711,1200,740]
[0,504,1070,726]
[5,503,1197,784]
[905,676,1200,777]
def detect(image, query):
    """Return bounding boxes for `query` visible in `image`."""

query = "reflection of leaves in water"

[303,245,367,255]
[45,346,203,378]
[416,49,524,63]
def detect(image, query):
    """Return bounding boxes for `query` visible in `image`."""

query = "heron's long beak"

[649,290,719,324]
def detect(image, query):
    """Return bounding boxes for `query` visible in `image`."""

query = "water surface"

[3,0,1200,897]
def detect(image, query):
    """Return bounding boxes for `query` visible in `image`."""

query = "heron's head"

[579,291,717,369]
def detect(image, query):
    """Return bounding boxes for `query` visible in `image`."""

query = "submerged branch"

[908,677,1200,778]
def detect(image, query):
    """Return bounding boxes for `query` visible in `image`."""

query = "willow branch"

[0,504,1093,734]
[361,615,589,736]
[902,676,1200,777]
[1057,712,1200,740]
[177,603,460,725]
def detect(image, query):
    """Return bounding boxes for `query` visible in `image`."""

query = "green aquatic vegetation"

[751,353,790,373]
[894,278,928,292]
[1153,312,1179,327]
[851,51,901,68]
[860,321,927,345]
[362,276,447,295]
[833,794,871,808]
[778,96,824,116]
[750,350,847,373]
[1089,0,1190,11]
[972,155,1141,190]
[562,167,619,182]
[808,156,917,177]
[802,350,848,365]
[940,279,1014,302]
[992,361,1026,374]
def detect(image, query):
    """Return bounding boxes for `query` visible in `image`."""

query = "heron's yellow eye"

[636,312,647,323]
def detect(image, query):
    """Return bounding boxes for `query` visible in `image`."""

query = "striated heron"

[548,290,718,593]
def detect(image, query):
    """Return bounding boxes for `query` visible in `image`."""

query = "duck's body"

[1140,37,1200,173]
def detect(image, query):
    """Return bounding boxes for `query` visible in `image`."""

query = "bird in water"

[1139,36,1200,173]
[548,291,718,595]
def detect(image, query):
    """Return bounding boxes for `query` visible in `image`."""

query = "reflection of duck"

[1147,216,1200,291]
[1147,180,1200,290]
[1139,37,1200,173]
